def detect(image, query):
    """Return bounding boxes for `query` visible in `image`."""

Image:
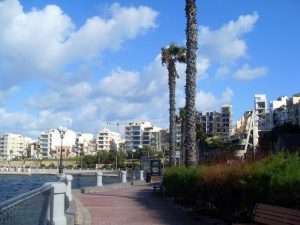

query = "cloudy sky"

[0,0,299,138]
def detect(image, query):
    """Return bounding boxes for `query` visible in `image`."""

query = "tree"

[184,0,198,167]
[49,150,55,169]
[161,43,186,166]
[177,108,186,164]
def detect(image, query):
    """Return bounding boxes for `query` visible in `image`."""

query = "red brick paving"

[76,183,205,225]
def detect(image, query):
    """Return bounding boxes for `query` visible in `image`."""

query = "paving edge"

[73,194,92,225]
[77,180,148,194]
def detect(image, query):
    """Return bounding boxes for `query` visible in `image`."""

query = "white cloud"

[196,87,234,112]
[215,66,230,79]
[96,68,140,97]
[26,81,93,111]
[198,12,259,63]
[0,108,72,137]
[233,64,268,80]
[0,86,19,105]
[0,0,158,88]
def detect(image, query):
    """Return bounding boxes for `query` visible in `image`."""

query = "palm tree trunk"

[185,0,198,167]
[168,61,176,167]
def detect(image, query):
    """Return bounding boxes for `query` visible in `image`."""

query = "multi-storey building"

[196,105,233,141]
[125,121,161,151]
[286,93,300,125]
[74,133,94,156]
[254,94,270,130]
[221,105,233,140]
[142,126,161,150]
[0,133,34,161]
[96,128,122,152]
[38,129,76,158]
[270,96,288,127]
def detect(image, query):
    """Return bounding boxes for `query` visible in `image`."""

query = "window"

[132,126,140,131]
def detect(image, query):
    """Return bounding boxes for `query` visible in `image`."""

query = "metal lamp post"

[131,149,136,179]
[57,126,67,174]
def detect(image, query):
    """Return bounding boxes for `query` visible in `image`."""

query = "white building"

[0,133,34,161]
[74,133,94,156]
[96,128,123,152]
[287,93,300,125]
[125,121,161,151]
[254,94,270,130]
[270,96,288,127]
[38,129,76,158]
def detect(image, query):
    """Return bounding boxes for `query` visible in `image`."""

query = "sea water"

[0,174,120,202]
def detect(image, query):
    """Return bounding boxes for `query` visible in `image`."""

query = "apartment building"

[196,105,233,141]
[142,126,161,150]
[254,94,270,130]
[96,128,123,152]
[268,93,300,127]
[270,96,288,127]
[38,129,76,158]
[74,133,94,156]
[0,133,34,161]
[125,121,161,151]
[286,93,300,125]
[221,105,233,140]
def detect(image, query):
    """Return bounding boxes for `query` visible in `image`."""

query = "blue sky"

[0,0,299,138]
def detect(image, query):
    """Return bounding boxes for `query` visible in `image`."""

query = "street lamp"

[132,149,136,179]
[57,126,67,174]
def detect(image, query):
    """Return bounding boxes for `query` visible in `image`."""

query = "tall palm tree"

[161,43,186,166]
[184,0,198,167]
[178,107,186,164]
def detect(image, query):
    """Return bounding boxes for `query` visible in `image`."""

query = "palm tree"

[161,43,186,166]
[177,107,186,164]
[184,0,198,167]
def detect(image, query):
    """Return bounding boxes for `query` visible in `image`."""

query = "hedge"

[162,153,300,223]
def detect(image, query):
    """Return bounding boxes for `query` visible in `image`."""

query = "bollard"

[65,175,73,201]
[121,170,127,183]
[139,170,144,181]
[45,182,67,225]
[96,171,103,187]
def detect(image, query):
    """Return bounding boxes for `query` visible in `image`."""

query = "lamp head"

[58,126,67,133]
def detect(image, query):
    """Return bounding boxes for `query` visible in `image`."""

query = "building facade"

[286,93,300,125]
[38,129,76,158]
[0,133,34,161]
[196,105,233,141]
[74,133,94,156]
[96,128,123,152]
[254,94,270,130]
[125,121,161,151]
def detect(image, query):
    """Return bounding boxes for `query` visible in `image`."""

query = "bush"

[162,153,300,223]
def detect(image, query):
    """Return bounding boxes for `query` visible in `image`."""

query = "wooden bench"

[236,203,300,225]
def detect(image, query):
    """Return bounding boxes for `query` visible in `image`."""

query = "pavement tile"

[77,183,225,225]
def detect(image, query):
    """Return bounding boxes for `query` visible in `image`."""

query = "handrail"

[0,184,53,211]
[0,184,54,225]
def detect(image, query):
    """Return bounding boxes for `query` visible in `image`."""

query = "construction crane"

[107,122,126,132]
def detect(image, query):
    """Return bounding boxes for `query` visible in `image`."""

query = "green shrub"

[163,167,203,204]
[162,153,300,223]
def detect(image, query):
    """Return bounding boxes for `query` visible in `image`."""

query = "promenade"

[74,181,226,225]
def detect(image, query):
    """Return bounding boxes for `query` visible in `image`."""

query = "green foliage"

[163,167,203,204]
[259,123,300,153]
[162,153,300,223]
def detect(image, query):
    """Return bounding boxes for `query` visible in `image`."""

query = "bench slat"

[255,213,300,225]
[256,208,300,222]
[254,216,288,225]
[256,204,300,217]
[253,203,300,225]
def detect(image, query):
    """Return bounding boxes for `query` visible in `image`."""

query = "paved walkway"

[75,182,226,225]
